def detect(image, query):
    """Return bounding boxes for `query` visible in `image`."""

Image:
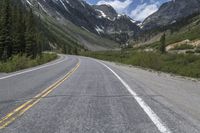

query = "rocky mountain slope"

[92,4,140,37]
[23,0,200,50]
[93,4,118,21]
[143,0,200,30]
[23,0,140,43]
[21,0,121,50]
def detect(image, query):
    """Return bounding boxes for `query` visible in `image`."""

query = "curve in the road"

[94,59,171,133]
[0,58,80,129]
[0,55,67,80]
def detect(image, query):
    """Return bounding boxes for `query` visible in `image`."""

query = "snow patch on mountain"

[95,9,116,21]
[95,26,104,34]
[96,9,107,18]
[59,0,70,12]
[26,0,33,6]
[38,2,48,14]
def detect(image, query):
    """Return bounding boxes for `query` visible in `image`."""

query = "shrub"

[195,49,200,53]
[186,51,195,54]
[173,44,195,50]
[128,52,163,70]
[80,50,200,78]
[0,53,57,73]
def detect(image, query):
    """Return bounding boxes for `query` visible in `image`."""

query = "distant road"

[0,55,200,133]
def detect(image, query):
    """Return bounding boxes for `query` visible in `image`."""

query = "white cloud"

[97,0,132,13]
[95,0,165,21]
[130,2,159,21]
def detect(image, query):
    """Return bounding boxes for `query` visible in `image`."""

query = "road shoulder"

[102,60,200,132]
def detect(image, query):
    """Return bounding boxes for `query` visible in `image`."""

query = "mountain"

[23,0,140,44]
[92,4,118,21]
[92,4,141,39]
[21,0,121,51]
[143,0,200,30]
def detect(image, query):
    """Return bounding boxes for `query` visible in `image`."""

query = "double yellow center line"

[0,61,80,129]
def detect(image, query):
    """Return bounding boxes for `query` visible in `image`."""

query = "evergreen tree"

[0,0,49,61]
[160,33,166,54]
[74,47,78,55]
[0,1,4,58]
[35,33,43,56]
[0,0,12,60]
[25,9,37,58]
[12,6,25,55]
[62,44,67,54]
[67,46,71,55]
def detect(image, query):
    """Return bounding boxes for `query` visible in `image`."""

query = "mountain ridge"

[23,0,200,50]
[24,0,140,40]
[143,0,200,30]
[22,0,121,51]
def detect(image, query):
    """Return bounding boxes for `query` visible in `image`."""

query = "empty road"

[0,55,200,133]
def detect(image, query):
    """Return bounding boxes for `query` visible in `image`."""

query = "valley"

[1,0,200,132]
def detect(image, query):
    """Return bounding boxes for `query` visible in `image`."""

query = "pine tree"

[12,6,20,54]
[0,0,12,60]
[20,14,26,54]
[12,6,25,55]
[0,0,47,60]
[25,9,37,58]
[0,1,4,58]
[35,33,43,56]
[62,44,67,54]
[160,33,166,54]
[67,46,71,55]
[73,47,78,55]
[0,0,3,9]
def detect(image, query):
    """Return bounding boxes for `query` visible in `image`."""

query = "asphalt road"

[0,55,200,133]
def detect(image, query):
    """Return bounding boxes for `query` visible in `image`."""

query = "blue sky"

[85,0,170,21]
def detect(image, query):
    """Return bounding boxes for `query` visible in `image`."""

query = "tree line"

[0,0,47,61]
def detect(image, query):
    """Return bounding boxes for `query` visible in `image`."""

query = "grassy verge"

[172,44,195,50]
[80,50,200,78]
[0,53,58,73]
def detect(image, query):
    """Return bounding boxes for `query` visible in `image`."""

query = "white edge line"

[0,55,67,80]
[95,59,171,133]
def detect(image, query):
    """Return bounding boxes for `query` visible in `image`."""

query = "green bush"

[172,44,195,50]
[126,52,163,70]
[186,51,195,54]
[195,49,200,53]
[80,50,200,78]
[0,53,57,73]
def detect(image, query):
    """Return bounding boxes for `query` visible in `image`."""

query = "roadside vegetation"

[195,48,200,53]
[80,50,200,78]
[0,53,57,73]
[172,44,195,50]
[0,0,49,60]
[136,13,200,52]
[0,0,59,73]
[80,20,200,79]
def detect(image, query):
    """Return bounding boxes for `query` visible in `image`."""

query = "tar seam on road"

[0,55,67,80]
[94,59,172,133]
[0,60,80,129]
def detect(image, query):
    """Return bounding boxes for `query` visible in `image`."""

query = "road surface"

[0,55,200,133]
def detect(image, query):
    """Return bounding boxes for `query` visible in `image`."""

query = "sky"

[85,0,170,21]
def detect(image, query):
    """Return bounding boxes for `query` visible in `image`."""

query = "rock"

[143,0,200,30]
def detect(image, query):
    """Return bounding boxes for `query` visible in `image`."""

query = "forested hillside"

[0,0,48,61]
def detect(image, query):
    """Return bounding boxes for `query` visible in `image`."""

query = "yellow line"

[0,61,80,129]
